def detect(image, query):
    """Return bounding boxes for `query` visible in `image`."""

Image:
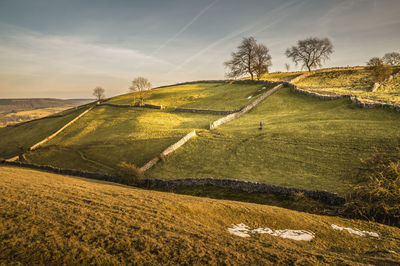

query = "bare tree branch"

[93,87,105,101]
[285,37,333,72]
[224,37,272,80]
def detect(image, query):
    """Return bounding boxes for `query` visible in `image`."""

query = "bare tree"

[285,37,333,72]
[224,37,272,80]
[130,77,151,105]
[253,43,272,80]
[366,57,384,67]
[93,86,105,101]
[284,63,290,72]
[382,52,400,65]
[366,57,392,83]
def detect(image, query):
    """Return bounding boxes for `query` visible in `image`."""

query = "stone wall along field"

[144,178,345,205]
[0,160,345,205]
[139,130,197,172]
[29,106,94,151]
[174,108,236,115]
[291,84,400,111]
[209,84,283,129]
[99,103,163,109]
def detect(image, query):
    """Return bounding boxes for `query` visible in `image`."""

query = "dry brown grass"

[1,166,400,265]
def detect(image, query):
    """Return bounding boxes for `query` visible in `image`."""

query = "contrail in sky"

[165,0,303,75]
[151,0,219,56]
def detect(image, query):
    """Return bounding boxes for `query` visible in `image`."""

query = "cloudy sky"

[0,0,399,98]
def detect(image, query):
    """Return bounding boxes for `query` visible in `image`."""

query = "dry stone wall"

[144,178,345,205]
[209,84,283,129]
[292,84,400,111]
[28,106,94,152]
[139,130,197,172]
[6,105,95,161]
[0,160,345,205]
[174,108,237,115]
[99,103,163,109]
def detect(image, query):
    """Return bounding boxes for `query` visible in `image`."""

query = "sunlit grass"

[1,166,400,264]
[108,82,272,110]
[296,66,400,102]
[0,107,88,159]
[259,72,304,81]
[148,87,400,194]
[24,106,221,173]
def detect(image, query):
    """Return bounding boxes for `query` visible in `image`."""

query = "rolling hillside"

[147,86,400,194]
[1,166,399,265]
[0,106,91,159]
[108,82,273,110]
[9,82,273,173]
[1,79,399,195]
[23,106,220,173]
[293,66,400,103]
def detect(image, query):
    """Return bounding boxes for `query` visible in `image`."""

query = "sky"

[0,0,399,99]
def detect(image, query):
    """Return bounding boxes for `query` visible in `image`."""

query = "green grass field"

[1,166,399,265]
[147,87,400,194]
[0,106,88,159]
[23,106,220,173]
[296,67,400,102]
[108,82,273,110]
[2,78,399,195]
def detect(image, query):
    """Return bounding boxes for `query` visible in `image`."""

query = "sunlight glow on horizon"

[0,0,399,98]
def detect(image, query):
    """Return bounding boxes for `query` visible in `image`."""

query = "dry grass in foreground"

[1,166,400,265]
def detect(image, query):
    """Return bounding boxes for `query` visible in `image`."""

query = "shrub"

[344,160,400,226]
[366,57,392,83]
[117,162,144,185]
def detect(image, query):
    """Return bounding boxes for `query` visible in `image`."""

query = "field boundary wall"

[209,83,283,129]
[139,130,197,172]
[0,160,345,205]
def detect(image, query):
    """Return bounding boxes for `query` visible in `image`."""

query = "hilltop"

[262,66,400,103]
[1,166,400,265]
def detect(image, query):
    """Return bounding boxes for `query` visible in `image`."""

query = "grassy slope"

[296,67,400,102]
[0,107,88,159]
[107,83,272,110]
[23,106,220,173]
[1,166,400,265]
[260,72,304,82]
[377,74,400,101]
[148,87,400,194]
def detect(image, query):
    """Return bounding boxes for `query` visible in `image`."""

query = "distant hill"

[0,98,92,113]
[0,98,92,126]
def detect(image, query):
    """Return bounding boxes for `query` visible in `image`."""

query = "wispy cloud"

[165,0,302,75]
[0,23,175,97]
[151,0,219,56]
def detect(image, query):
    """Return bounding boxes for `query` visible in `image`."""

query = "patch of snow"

[247,96,252,99]
[331,224,379,238]
[228,223,250,237]
[228,224,314,241]
[270,229,315,241]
